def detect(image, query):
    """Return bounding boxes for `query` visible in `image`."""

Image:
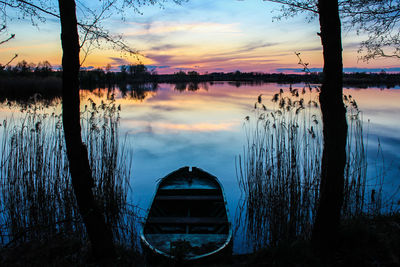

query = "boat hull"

[141,167,232,261]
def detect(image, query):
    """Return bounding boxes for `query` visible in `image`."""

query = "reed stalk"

[236,86,389,250]
[0,96,136,249]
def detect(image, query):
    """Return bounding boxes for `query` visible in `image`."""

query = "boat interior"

[142,167,231,258]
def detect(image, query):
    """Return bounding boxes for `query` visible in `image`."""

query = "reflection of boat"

[141,166,232,261]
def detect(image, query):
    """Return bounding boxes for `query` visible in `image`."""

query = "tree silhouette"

[311,0,347,252]
[58,0,116,260]
[265,0,347,251]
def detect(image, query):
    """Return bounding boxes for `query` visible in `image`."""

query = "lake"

[1,82,399,253]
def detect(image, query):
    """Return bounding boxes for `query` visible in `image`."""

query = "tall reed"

[0,96,136,249]
[236,86,381,250]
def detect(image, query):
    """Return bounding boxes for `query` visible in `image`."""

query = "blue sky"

[0,0,399,73]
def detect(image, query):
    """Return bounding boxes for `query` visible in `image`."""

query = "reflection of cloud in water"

[125,121,238,133]
[154,122,237,132]
[151,104,185,112]
[369,135,400,151]
[145,88,175,102]
[366,128,400,161]
[363,131,400,199]
[121,112,167,125]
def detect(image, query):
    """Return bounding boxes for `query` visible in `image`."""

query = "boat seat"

[147,217,228,225]
[155,195,223,201]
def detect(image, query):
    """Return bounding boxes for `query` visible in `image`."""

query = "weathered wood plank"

[158,188,220,196]
[159,175,219,190]
[147,217,227,225]
[155,195,223,201]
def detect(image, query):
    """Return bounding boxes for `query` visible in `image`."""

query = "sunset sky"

[1,0,399,74]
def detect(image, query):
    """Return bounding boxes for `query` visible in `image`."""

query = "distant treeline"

[1,61,400,93]
[81,65,400,88]
[0,60,61,103]
[157,71,400,88]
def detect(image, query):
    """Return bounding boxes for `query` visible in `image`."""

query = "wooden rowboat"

[140,167,232,261]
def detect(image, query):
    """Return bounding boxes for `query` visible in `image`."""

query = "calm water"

[1,82,399,252]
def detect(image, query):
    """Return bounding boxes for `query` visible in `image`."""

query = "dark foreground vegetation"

[0,214,399,266]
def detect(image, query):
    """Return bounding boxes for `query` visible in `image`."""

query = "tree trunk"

[312,0,348,250]
[57,0,116,260]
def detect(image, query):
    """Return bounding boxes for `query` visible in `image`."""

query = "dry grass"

[0,96,137,250]
[236,86,396,250]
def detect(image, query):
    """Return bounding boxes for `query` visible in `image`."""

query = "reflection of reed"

[0,97,136,248]
[237,87,378,250]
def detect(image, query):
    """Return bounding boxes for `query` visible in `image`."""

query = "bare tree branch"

[266,0,400,60]
[0,0,140,55]
[79,1,116,49]
[0,0,59,18]
[265,0,318,13]
[0,33,15,45]
[4,53,18,66]
[340,0,400,60]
